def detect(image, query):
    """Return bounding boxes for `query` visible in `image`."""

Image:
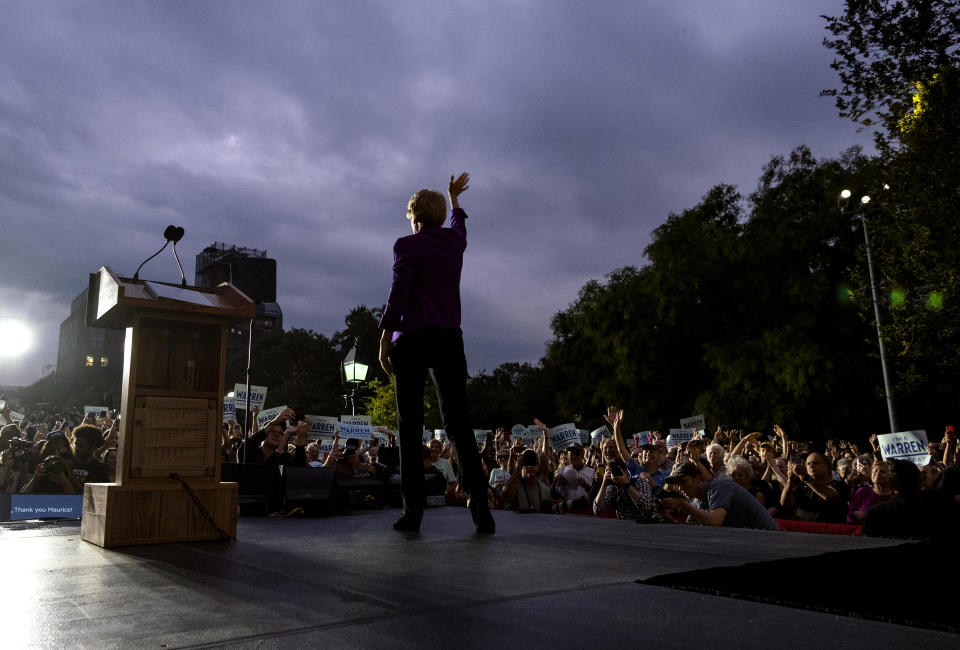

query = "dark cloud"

[0,1,873,386]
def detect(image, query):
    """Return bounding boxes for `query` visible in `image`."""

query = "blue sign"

[9,495,83,520]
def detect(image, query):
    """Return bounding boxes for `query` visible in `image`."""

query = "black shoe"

[393,509,423,532]
[467,497,495,535]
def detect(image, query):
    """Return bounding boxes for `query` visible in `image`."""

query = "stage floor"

[2,507,957,649]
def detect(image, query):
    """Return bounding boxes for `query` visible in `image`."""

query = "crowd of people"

[214,404,959,537]
[0,403,117,496]
[3,400,957,538]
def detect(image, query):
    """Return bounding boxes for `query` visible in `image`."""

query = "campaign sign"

[256,405,288,429]
[434,429,447,442]
[474,429,492,444]
[233,384,268,410]
[5,411,25,424]
[635,431,653,447]
[10,495,83,521]
[878,430,931,466]
[422,429,433,444]
[511,424,527,438]
[548,423,581,452]
[318,438,337,455]
[307,415,338,437]
[578,429,590,446]
[372,428,392,444]
[341,414,372,426]
[223,395,236,423]
[84,405,110,418]
[680,414,705,434]
[339,422,374,441]
[666,428,695,449]
[527,425,542,441]
[590,426,610,445]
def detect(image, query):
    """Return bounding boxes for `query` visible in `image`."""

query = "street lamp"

[839,188,898,433]
[341,338,369,416]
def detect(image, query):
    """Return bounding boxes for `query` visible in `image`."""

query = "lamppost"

[839,188,898,433]
[341,338,369,416]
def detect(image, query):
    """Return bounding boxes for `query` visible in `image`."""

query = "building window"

[100,357,109,367]
[85,356,94,367]
[90,328,106,349]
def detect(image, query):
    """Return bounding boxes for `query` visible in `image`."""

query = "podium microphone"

[133,225,187,287]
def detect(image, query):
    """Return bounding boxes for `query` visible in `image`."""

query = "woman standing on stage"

[378,172,494,534]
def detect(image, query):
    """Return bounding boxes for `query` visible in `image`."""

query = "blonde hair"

[407,189,447,226]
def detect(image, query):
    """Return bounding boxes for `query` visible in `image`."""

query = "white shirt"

[558,464,595,501]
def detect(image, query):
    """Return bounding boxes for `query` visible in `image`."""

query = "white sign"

[878,430,932,466]
[339,422,374,441]
[590,426,609,445]
[527,425,542,440]
[223,396,235,423]
[474,429,492,444]
[635,431,653,447]
[341,414,371,426]
[233,384,268,410]
[318,438,337,455]
[548,423,581,452]
[2,410,25,425]
[306,415,338,437]
[511,424,527,439]
[84,405,110,418]
[434,429,447,441]
[371,428,391,444]
[256,405,289,429]
[666,428,695,449]
[680,415,705,434]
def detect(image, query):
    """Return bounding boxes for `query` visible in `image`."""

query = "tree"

[856,65,960,426]
[822,0,960,144]
[363,377,441,430]
[465,361,561,428]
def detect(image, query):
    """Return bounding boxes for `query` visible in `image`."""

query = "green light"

[836,284,853,304]
[927,292,944,310]
[890,289,906,308]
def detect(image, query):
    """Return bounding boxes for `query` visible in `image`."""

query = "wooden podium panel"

[81,482,237,547]
[130,396,218,479]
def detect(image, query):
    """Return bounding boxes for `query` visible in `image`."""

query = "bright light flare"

[0,318,32,357]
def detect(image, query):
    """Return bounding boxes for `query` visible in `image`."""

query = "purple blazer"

[378,208,467,341]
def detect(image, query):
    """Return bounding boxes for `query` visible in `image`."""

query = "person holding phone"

[378,172,494,534]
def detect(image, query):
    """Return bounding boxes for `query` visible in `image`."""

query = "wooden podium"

[80,266,254,547]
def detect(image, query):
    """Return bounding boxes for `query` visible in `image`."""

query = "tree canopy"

[822,0,960,144]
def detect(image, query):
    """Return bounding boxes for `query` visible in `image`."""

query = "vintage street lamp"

[839,188,898,433]
[341,338,369,416]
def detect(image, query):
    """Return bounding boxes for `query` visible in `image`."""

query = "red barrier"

[775,519,862,535]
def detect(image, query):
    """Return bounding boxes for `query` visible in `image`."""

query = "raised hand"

[603,406,623,431]
[448,172,470,208]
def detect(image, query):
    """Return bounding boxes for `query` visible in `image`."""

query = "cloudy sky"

[0,1,874,387]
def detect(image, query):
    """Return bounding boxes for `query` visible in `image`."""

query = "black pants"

[392,327,484,509]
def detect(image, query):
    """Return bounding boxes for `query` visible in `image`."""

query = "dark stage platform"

[2,508,957,649]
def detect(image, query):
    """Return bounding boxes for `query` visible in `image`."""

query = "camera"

[6,438,32,451]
